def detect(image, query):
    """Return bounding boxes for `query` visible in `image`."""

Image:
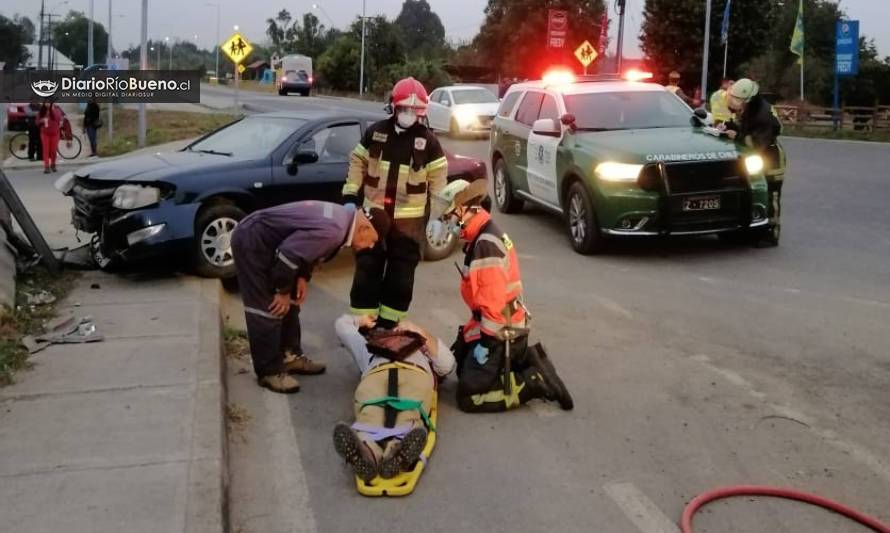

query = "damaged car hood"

[74,150,247,182]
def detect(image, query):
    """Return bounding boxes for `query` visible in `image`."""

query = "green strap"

[360,396,435,432]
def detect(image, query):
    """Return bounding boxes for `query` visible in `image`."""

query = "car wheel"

[422,217,459,261]
[449,118,461,138]
[278,88,287,96]
[493,158,524,214]
[193,203,245,278]
[302,89,310,96]
[565,181,605,254]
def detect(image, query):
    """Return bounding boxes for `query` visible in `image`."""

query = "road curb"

[185,278,229,533]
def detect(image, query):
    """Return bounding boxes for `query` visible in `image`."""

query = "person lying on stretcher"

[333,315,455,482]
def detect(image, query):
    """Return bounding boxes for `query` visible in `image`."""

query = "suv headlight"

[744,155,765,175]
[112,185,161,210]
[595,162,644,182]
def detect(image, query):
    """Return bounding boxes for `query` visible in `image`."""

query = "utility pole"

[359,0,366,96]
[107,0,114,142]
[138,0,147,148]
[615,0,626,72]
[701,0,713,104]
[88,0,95,66]
[38,0,45,69]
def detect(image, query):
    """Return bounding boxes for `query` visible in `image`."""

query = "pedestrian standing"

[25,101,43,162]
[83,98,101,157]
[38,101,64,174]
[342,77,448,330]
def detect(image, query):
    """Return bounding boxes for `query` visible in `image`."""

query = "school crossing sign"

[574,40,598,67]
[222,32,253,65]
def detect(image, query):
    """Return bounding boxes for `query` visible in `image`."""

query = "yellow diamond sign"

[222,32,253,65]
[238,64,246,74]
[574,40,598,67]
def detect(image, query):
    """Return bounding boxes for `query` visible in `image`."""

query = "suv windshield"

[452,89,499,105]
[189,117,305,159]
[564,90,692,131]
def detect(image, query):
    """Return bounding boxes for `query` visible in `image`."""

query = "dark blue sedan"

[55,110,486,278]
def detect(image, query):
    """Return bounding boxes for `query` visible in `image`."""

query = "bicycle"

[7,131,83,161]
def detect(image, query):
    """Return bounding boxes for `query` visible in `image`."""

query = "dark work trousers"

[27,123,42,160]
[232,221,302,377]
[85,126,98,155]
[349,217,424,323]
[453,332,540,413]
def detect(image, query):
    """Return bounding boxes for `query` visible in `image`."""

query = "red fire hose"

[681,485,890,533]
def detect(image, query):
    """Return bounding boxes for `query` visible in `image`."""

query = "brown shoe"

[284,352,326,375]
[378,427,427,479]
[258,372,300,394]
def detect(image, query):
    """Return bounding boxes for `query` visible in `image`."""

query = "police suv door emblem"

[514,141,522,158]
[414,137,427,150]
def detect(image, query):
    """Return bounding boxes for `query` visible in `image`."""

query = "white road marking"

[605,482,680,533]
[261,391,318,533]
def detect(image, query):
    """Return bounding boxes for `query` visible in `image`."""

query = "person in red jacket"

[38,101,64,174]
[439,179,573,413]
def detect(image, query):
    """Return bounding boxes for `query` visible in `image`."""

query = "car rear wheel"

[422,217,459,261]
[565,181,605,254]
[278,88,287,96]
[493,158,524,214]
[193,203,245,278]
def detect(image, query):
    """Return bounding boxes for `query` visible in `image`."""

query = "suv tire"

[565,181,605,254]
[493,158,524,214]
[193,203,245,278]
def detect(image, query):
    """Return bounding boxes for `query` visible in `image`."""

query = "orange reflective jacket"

[459,211,526,342]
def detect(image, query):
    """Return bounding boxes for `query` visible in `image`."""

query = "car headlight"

[54,171,76,194]
[112,185,161,210]
[744,155,765,175]
[595,162,644,182]
[455,108,478,125]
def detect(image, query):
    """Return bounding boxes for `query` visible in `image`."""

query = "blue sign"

[835,20,859,77]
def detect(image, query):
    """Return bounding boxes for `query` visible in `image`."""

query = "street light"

[165,36,172,69]
[205,2,221,79]
[311,3,336,27]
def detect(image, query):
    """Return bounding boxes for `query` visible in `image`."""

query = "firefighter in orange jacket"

[343,77,448,329]
[436,179,573,413]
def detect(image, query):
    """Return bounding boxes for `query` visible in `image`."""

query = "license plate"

[682,195,721,211]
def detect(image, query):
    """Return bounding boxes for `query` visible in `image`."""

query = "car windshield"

[188,116,305,159]
[452,89,498,105]
[563,90,692,131]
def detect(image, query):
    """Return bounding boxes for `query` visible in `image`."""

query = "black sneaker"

[378,427,427,479]
[526,343,574,410]
[333,423,378,482]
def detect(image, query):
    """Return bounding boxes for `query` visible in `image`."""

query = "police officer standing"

[342,77,448,329]
[723,78,785,247]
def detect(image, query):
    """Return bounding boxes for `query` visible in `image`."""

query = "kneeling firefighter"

[435,179,574,413]
[333,317,455,481]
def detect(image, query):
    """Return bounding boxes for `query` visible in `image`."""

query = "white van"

[278,55,313,96]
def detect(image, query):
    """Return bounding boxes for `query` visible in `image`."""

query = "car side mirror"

[691,107,709,127]
[294,150,319,165]
[532,118,561,137]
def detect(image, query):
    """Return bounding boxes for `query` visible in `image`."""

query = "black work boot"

[378,427,428,479]
[526,343,574,410]
[333,423,378,482]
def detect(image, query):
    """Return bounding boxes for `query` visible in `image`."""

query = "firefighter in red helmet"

[343,77,449,329]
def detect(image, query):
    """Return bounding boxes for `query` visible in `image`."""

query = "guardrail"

[775,104,890,131]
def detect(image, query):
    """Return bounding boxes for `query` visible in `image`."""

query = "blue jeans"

[85,126,98,155]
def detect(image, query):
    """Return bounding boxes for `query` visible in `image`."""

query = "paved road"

[9,88,890,532]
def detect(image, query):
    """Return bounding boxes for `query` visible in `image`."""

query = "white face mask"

[396,109,418,128]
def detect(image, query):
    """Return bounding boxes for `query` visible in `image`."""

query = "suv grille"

[664,160,746,194]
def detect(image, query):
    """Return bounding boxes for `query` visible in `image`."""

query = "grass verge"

[99,107,240,157]
[784,126,890,143]
[0,267,79,386]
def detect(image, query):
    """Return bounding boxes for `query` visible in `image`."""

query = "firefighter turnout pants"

[232,224,303,378]
[350,218,425,324]
[452,330,543,413]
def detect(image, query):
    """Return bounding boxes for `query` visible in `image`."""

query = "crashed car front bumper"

[97,201,199,263]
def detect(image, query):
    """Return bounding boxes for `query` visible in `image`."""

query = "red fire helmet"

[391,77,429,116]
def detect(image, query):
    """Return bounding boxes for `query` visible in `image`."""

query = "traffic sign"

[548,9,568,49]
[238,64,246,74]
[222,32,253,65]
[574,40,598,67]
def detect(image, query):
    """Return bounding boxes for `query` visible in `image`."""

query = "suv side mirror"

[532,118,561,137]
[691,107,709,127]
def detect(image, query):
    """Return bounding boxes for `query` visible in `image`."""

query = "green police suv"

[489,72,770,253]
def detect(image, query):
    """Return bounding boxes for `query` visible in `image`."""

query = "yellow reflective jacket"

[709,89,733,123]
[344,118,448,220]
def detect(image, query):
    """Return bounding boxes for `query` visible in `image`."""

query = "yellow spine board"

[355,390,437,497]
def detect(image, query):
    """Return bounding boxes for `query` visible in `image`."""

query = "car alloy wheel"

[201,217,238,268]
[495,165,507,207]
[568,192,587,244]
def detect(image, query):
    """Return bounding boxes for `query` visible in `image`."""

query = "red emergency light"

[542,68,576,87]
[624,69,654,82]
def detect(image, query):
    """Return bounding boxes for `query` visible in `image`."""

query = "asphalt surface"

[8,86,890,532]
